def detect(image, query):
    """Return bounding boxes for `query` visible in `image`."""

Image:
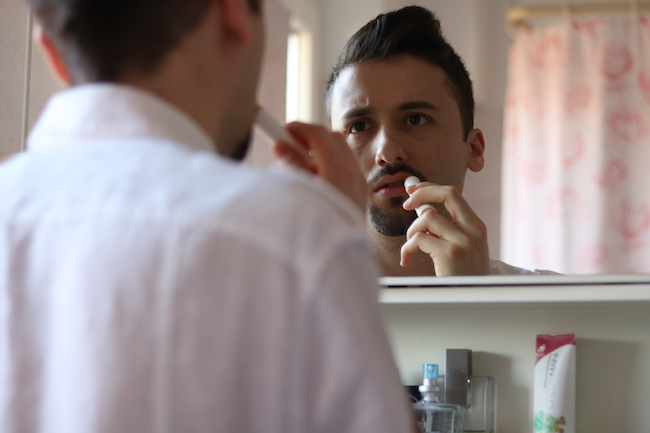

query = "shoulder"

[186,163,368,265]
[116,145,370,270]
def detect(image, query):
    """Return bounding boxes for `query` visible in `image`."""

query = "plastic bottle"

[413,364,465,433]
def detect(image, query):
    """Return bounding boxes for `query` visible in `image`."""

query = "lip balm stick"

[253,107,301,151]
[253,107,314,169]
[404,176,436,217]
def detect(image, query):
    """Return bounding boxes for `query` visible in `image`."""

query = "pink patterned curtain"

[502,14,650,274]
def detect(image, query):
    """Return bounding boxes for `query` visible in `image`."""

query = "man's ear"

[217,0,254,47]
[34,23,72,86]
[466,128,486,173]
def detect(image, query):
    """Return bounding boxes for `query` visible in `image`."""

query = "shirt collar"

[28,83,215,154]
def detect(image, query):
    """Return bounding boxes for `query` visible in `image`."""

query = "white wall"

[246,0,291,167]
[315,0,384,123]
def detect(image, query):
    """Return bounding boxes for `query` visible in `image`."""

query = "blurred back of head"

[27,0,260,84]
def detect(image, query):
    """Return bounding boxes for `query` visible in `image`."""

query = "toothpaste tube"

[533,334,576,433]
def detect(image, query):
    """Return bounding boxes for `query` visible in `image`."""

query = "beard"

[369,196,417,237]
[229,133,252,161]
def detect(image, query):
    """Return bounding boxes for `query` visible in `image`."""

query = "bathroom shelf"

[382,274,650,432]
[379,274,650,307]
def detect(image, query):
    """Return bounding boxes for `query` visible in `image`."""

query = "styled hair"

[326,6,474,139]
[27,0,260,83]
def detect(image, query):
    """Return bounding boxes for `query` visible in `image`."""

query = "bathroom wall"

[25,24,63,130]
[0,1,65,161]
[0,0,30,159]
[246,0,291,166]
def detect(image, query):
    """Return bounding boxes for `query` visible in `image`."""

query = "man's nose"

[374,127,406,166]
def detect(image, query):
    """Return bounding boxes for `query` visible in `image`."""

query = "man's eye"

[406,115,429,126]
[348,121,371,134]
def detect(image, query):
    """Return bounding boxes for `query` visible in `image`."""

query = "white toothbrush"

[404,176,436,217]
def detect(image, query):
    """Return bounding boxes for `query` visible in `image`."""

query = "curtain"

[502,13,650,274]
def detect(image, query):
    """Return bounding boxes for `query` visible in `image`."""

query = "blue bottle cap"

[422,363,439,379]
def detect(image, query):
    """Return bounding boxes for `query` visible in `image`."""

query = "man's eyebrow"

[341,107,372,120]
[398,101,438,111]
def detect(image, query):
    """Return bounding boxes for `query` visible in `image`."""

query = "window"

[285,20,313,123]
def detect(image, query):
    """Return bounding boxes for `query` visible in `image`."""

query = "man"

[327,6,541,277]
[0,0,413,431]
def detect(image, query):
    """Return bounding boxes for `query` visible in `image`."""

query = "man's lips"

[372,173,412,198]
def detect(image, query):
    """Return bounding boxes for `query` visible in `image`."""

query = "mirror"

[312,0,650,276]
[3,0,646,275]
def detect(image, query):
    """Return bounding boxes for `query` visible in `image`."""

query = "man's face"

[330,55,479,236]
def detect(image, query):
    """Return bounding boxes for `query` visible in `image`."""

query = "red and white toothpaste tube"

[533,334,576,433]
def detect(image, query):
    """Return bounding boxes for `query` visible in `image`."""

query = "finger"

[406,209,470,246]
[284,122,367,211]
[402,213,490,275]
[285,122,355,167]
[400,231,445,267]
[401,231,481,275]
[404,183,483,231]
[271,140,316,174]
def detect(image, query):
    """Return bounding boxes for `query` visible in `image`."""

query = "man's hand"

[271,122,367,212]
[400,181,490,276]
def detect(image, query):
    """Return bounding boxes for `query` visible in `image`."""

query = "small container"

[464,375,495,433]
[413,364,465,433]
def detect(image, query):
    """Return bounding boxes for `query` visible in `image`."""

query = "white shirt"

[0,84,413,433]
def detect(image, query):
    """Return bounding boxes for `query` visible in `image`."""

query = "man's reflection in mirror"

[327,6,555,277]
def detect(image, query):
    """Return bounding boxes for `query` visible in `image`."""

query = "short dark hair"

[27,0,261,83]
[326,6,474,139]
